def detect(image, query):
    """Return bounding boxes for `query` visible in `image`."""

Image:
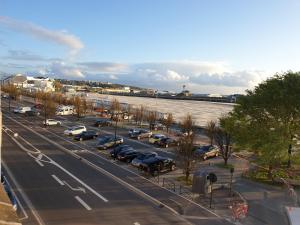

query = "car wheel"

[126,159,131,163]
[171,164,176,171]
[69,133,72,136]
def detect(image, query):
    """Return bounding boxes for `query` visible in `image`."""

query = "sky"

[1,0,300,94]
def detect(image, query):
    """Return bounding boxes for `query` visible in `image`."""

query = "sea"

[87,93,234,127]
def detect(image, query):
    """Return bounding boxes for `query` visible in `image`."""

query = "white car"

[64,126,87,136]
[13,106,31,114]
[43,119,62,126]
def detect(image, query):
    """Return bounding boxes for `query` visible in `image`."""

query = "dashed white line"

[35,160,44,167]
[134,222,141,225]
[51,175,65,186]
[75,196,92,211]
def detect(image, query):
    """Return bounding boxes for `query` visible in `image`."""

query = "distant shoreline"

[99,92,237,105]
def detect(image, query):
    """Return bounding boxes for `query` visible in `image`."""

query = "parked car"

[97,136,123,150]
[64,126,86,136]
[157,137,179,148]
[149,134,166,144]
[140,156,176,175]
[110,145,133,159]
[33,103,43,109]
[74,131,98,141]
[117,149,141,163]
[24,110,40,117]
[129,129,152,140]
[128,128,139,136]
[94,118,113,127]
[43,119,62,126]
[13,106,31,114]
[194,145,220,160]
[150,123,166,131]
[131,152,158,167]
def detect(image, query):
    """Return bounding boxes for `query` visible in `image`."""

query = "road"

[1,99,232,225]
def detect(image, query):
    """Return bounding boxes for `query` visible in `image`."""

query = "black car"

[131,152,158,167]
[129,129,152,139]
[24,110,40,116]
[97,136,124,150]
[140,156,176,175]
[74,131,98,141]
[94,118,113,127]
[110,145,133,159]
[157,137,179,148]
[117,150,141,163]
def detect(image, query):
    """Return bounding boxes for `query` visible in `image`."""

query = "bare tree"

[139,105,145,127]
[110,98,121,140]
[163,113,174,133]
[53,80,63,92]
[40,92,56,126]
[81,98,88,115]
[214,127,232,166]
[73,96,84,119]
[147,111,158,130]
[133,108,140,125]
[176,114,195,183]
[2,84,19,112]
[205,120,217,145]
[127,104,133,122]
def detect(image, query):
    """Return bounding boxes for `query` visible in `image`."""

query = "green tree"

[228,71,300,177]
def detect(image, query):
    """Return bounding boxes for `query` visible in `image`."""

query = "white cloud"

[77,62,128,74]
[0,16,84,55]
[47,62,84,78]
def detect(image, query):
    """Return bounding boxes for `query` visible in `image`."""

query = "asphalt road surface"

[1,99,232,225]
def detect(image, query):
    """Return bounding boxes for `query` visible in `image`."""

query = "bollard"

[162,178,165,187]
[179,185,182,194]
[173,183,176,192]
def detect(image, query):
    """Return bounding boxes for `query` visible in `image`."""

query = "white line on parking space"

[35,160,44,167]
[75,196,92,211]
[51,175,65,186]
[133,222,141,225]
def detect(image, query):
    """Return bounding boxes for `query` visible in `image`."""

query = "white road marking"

[35,160,44,167]
[51,175,65,186]
[63,181,86,193]
[75,196,92,211]
[3,116,109,203]
[134,222,141,225]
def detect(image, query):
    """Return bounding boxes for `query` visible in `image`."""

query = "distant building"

[177,90,191,97]
[2,74,55,92]
[207,93,223,98]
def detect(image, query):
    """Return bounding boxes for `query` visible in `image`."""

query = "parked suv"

[149,134,166,144]
[94,118,112,127]
[110,145,133,159]
[117,149,141,163]
[194,145,219,160]
[64,126,86,136]
[157,137,179,148]
[97,136,123,150]
[140,156,176,175]
[74,131,98,141]
[24,110,40,117]
[129,129,152,140]
[131,152,158,167]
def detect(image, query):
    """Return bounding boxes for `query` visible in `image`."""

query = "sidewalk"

[0,183,20,225]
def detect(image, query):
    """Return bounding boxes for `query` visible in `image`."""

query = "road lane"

[3,112,192,225]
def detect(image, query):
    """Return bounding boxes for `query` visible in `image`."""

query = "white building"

[2,74,55,92]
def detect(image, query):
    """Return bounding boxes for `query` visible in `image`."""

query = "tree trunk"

[267,165,273,180]
[185,169,190,184]
[224,157,228,166]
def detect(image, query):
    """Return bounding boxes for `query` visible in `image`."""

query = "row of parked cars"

[110,145,176,175]
[62,124,176,175]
